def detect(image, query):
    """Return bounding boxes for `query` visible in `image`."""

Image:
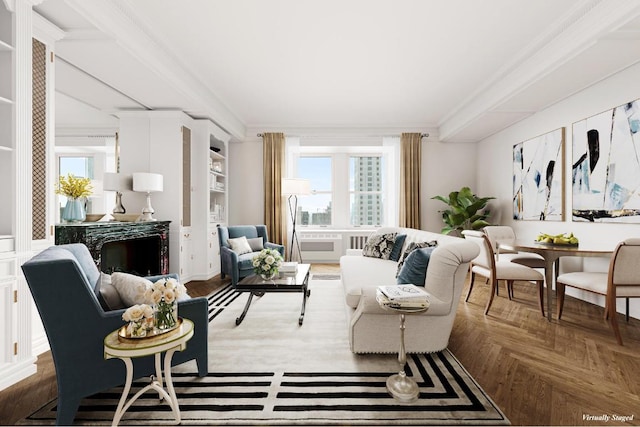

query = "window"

[289,142,397,229]
[296,156,332,226]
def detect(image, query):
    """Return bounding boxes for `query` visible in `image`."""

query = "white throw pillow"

[228,236,253,255]
[111,272,153,306]
[247,237,264,252]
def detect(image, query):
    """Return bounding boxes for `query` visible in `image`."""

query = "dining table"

[498,240,614,321]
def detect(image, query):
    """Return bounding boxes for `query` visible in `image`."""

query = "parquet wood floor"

[1,265,638,426]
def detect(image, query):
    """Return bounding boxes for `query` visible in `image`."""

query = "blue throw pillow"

[389,234,407,262]
[396,247,436,286]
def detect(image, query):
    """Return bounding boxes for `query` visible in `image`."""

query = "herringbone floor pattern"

[1,266,638,426]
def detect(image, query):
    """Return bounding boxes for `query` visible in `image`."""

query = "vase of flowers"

[147,277,187,330]
[56,173,93,223]
[252,248,283,281]
[122,304,154,337]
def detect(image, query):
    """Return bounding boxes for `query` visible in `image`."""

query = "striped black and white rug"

[24,280,509,425]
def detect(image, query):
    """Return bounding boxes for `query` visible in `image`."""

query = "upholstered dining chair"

[483,225,545,269]
[462,230,545,316]
[556,238,640,345]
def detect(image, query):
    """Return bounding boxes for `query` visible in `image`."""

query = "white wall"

[476,61,640,319]
[422,138,477,232]
[229,138,264,225]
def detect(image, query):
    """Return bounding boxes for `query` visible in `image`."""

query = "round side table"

[378,300,429,402]
[104,318,194,427]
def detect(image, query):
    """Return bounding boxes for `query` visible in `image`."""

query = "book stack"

[376,284,430,310]
[280,262,298,273]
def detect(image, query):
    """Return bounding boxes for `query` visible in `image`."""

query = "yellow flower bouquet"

[55,173,93,199]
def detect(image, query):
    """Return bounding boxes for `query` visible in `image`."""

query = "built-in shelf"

[0,146,12,152]
[209,150,225,160]
[0,95,12,105]
[210,170,225,177]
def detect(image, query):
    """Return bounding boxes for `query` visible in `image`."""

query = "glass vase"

[155,299,178,330]
[62,198,86,223]
[260,271,278,281]
[128,320,147,337]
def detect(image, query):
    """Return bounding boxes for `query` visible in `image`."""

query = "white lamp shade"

[282,178,311,196]
[103,173,131,191]
[133,172,163,193]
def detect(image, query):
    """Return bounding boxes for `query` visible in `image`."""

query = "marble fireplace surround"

[54,221,171,276]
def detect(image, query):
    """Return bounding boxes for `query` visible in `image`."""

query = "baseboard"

[0,357,37,391]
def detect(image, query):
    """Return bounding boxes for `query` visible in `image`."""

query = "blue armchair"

[21,243,209,426]
[218,225,285,286]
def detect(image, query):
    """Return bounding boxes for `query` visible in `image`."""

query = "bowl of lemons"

[535,232,579,246]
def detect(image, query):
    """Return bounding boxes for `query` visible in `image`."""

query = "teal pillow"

[389,234,407,262]
[396,247,436,286]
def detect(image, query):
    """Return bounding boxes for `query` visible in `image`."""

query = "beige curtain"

[263,133,286,245]
[399,133,422,229]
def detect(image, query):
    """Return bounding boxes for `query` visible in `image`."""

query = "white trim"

[0,357,37,391]
[32,12,65,43]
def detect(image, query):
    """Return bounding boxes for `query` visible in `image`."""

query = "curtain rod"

[256,133,429,138]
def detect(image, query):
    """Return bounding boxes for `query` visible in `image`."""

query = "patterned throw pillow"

[362,232,397,260]
[396,240,438,277]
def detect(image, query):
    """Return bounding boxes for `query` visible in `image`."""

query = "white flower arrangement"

[145,278,187,330]
[252,248,283,278]
[122,304,154,337]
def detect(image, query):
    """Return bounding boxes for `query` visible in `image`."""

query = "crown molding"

[61,0,246,139]
[33,12,65,43]
[438,0,640,142]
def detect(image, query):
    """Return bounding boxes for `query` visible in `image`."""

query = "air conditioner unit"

[298,232,343,262]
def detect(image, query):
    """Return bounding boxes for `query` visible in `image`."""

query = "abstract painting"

[513,128,564,221]
[572,99,640,222]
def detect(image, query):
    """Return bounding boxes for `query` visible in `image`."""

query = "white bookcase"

[192,119,230,279]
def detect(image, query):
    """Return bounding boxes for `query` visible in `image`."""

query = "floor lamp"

[282,178,311,262]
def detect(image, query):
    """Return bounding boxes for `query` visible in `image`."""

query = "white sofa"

[340,227,479,354]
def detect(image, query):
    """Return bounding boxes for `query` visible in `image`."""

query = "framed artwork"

[513,128,565,221]
[572,99,640,222]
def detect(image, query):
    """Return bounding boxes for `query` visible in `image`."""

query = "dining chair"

[483,225,545,268]
[556,238,640,345]
[462,230,545,316]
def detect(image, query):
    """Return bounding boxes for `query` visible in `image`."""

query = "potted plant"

[56,173,93,222]
[432,186,494,236]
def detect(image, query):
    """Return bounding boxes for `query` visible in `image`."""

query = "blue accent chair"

[218,225,285,286]
[21,243,209,426]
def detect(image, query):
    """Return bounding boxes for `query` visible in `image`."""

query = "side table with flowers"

[252,248,283,280]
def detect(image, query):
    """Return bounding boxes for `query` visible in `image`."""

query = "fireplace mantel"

[55,221,171,275]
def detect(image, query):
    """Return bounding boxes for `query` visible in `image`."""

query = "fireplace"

[55,221,171,275]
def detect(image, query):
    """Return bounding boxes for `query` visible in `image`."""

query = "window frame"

[288,143,397,230]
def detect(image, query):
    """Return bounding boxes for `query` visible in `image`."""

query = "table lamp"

[103,172,131,214]
[282,178,311,262]
[133,172,163,221]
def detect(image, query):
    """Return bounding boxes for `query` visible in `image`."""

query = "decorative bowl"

[112,213,141,222]
[84,213,105,222]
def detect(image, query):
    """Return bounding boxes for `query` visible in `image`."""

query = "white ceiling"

[35,0,640,142]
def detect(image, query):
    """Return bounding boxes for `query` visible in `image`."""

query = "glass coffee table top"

[235,264,311,325]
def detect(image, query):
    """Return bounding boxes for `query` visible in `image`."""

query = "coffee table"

[235,263,311,326]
